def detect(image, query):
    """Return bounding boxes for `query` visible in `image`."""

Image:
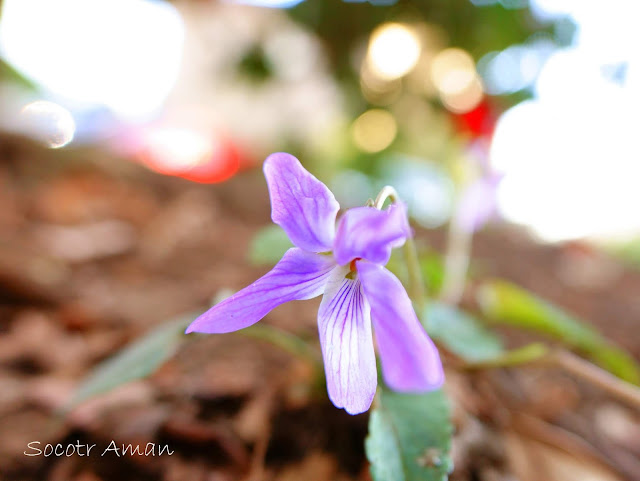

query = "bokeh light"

[477,39,555,95]
[143,129,213,172]
[431,49,476,95]
[352,109,397,153]
[0,0,184,120]
[366,23,421,80]
[20,100,76,148]
[431,48,483,113]
[440,76,483,114]
[381,158,454,228]
[139,127,240,183]
[492,97,640,241]
[360,62,403,106]
[490,0,640,241]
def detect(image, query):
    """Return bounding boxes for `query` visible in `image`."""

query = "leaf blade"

[366,387,453,481]
[478,280,640,384]
[424,302,504,362]
[64,313,196,410]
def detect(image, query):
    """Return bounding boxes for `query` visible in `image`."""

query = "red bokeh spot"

[138,128,241,184]
[452,100,496,138]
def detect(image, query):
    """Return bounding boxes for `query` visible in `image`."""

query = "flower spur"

[186,153,444,414]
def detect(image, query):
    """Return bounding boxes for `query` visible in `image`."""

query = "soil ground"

[1,135,639,481]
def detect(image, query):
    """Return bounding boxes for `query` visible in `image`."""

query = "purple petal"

[186,248,335,334]
[333,203,410,266]
[357,261,444,391]
[264,153,340,253]
[318,266,377,414]
[454,173,502,233]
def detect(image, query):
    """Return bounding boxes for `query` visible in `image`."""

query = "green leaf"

[248,224,293,266]
[64,313,196,410]
[366,387,453,481]
[464,343,549,369]
[477,280,640,384]
[424,302,504,362]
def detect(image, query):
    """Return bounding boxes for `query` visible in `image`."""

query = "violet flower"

[186,153,443,414]
[455,139,503,234]
[454,172,502,234]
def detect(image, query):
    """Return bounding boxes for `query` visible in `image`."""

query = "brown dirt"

[1,135,639,481]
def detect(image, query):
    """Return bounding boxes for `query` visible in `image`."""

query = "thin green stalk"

[440,215,472,305]
[373,186,427,317]
[462,343,549,369]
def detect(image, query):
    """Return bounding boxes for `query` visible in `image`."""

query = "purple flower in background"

[186,153,443,414]
[454,172,502,233]
[455,139,504,234]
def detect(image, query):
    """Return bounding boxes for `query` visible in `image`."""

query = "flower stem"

[373,186,398,210]
[465,346,640,409]
[462,343,549,369]
[549,349,640,409]
[440,216,472,305]
[404,234,427,316]
[373,186,427,316]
